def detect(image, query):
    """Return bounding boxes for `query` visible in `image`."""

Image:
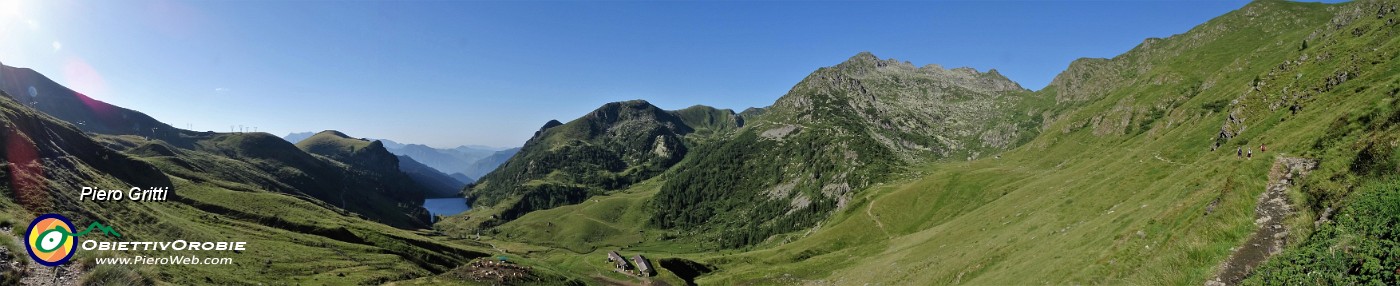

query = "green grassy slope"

[434,179,697,285]
[699,1,1400,284]
[670,105,744,138]
[649,51,1051,249]
[0,90,498,284]
[99,130,434,229]
[0,63,178,138]
[4,1,1395,285]
[294,130,374,160]
[287,130,434,227]
[1237,2,1400,282]
[464,100,694,228]
[441,1,1400,285]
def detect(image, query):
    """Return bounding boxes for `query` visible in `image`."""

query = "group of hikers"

[1237,144,1266,159]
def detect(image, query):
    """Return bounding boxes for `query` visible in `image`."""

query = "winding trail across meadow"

[866,196,891,239]
[1205,156,1315,286]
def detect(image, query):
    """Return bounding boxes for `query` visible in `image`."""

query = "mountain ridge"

[640,50,1057,247]
[7,0,1400,284]
[0,78,488,284]
[397,155,469,198]
[282,132,514,181]
[465,99,694,225]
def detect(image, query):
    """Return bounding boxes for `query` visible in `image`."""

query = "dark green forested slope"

[466,100,695,225]
[2,0,1393,285]
[670,105,745,138]
[292,130,435,226]
[399,154,470,198]
[454,1,1400,285]
[650,52,1052,248]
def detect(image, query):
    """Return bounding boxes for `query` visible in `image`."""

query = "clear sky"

[0,0,1279,148]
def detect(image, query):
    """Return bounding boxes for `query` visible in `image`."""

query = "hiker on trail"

[1237,147,1243,158]
[1248,149,1253,159]
[1260,144,1266,152]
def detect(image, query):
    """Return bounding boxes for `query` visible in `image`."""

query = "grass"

[293,130,374,156]
[447,128,1271,284]
[691,2,1394,284]
[433,179,693,285]
[33,177,488,285]
[1244,178,1400,285]
[150,179,495,284]
[421,1,1400,285]
[0,209,26,286]
[0,95,492,284]
[2,0,1394,285]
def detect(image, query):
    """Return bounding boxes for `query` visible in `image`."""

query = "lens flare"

[5,126,46,209]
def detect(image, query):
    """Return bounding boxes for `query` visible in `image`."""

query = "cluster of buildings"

[606,251,654,277]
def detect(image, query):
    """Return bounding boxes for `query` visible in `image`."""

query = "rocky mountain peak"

[826,52,1026,93]
[833,51,917,75]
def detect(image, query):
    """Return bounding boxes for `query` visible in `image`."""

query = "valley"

[2,0,1399,285]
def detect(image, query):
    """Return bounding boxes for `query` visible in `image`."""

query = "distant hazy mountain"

[449,173,475,184]
[283,131,315,144]
[394,144,480,175]
[281,133,517,182]
[397,155,469,198]
[461,147,520,179]
[0,63,437,228]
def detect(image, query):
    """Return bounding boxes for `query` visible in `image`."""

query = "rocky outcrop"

[769,52,1035,159]
[652,52,1047,248]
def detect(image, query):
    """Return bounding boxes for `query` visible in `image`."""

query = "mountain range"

[284,132,520,184]
[0,62,494,284]
[2,0,1399,285]
[443,1,1400,285]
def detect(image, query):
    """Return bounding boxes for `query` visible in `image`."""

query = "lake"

[423,198,471,217]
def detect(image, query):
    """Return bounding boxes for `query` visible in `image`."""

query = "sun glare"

[1,0,25,18]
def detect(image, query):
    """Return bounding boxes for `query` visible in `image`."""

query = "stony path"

[1205,157,1315,286]
[18,261,81,286]
[2,228,83,286]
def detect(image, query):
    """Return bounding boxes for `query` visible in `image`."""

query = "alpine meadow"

[2,0,1400,285]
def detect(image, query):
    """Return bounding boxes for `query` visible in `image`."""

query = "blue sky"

[0,0,1279,148]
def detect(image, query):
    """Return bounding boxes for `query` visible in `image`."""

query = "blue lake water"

[423,198,471,217]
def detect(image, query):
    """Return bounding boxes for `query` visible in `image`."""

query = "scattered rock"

[1205,198,1221,216]
[1205,157,1316,286]
[759,125,799,140]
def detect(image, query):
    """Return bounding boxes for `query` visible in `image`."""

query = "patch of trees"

[650,125,898,249]
[469,142,623,207]
[493,183,596,223]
